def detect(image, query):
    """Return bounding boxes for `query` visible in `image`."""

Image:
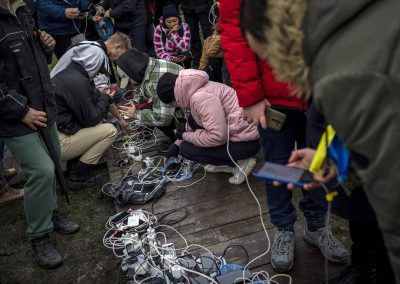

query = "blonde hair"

[106,32,132,50]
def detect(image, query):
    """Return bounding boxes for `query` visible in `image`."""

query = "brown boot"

[0,185,24,206]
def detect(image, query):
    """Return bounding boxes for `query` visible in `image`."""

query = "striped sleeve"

[171,23,190,52]
[154,25,172,61]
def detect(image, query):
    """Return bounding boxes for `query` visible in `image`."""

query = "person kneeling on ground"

[156,70,260,185]
[116,48,184,153]
[52,47,118,189]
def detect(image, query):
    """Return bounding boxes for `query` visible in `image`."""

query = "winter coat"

[116,48,184,127]
[154,17,191,61]
[36,0,89,35]
[174,69,259,148]
[52,62,113,135]
[100,0,146,30]
[199,35,223,70]
[0,1,57,138]
[219,0,304,110]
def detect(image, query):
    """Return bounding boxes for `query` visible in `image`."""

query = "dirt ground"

[0,165,126,284]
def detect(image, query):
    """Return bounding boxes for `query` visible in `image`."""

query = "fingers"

[259,115,267,129]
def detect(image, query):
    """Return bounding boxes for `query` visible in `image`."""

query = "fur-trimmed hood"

[264,0,376,99]
[264,0,309,98]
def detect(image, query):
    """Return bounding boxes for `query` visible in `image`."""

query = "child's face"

[165,17,179,29]
[212,30,221,39]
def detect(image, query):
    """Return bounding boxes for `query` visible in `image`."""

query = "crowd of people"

[0,0,399,283]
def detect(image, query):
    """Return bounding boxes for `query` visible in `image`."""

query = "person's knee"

[103,123,118,139]
[32,161,55,185]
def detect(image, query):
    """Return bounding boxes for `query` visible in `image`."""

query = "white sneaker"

[228,158,256,185]
[204,164,233,173]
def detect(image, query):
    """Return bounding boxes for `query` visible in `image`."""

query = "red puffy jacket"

[219,0,305,110]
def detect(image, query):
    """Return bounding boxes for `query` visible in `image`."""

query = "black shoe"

[327,266,377,284]
[68,173,102,190]
[31,234,63,269]
[157,141,172,154]
[52,212,80,234]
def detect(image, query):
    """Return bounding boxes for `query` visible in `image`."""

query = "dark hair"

[240,0,270,43]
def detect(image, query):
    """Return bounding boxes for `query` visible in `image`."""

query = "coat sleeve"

[35,0,67,19]
[109,0,137,18]
[154,25,172,60]
[0,61,28,121]
[54,79,112,128]
[219,0,265,108]
[182,94,228,147]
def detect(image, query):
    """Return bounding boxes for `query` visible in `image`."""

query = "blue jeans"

[259,109,326,228]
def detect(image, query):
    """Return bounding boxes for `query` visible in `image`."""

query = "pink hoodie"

[175,69,259,148]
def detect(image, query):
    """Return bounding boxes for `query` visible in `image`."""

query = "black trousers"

[52,33,77,59]
[179,140,260,166]
[183,10,212,68]
[350,220,395,283]
[157,120,176,143]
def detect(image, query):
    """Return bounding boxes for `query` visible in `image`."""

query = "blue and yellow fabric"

[310,125,351,183]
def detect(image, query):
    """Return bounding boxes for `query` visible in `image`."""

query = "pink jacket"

[175,69,259,148]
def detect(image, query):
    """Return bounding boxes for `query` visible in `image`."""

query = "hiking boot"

[304,226,350,263]
[68,173,102,190]
[271,230,295,272]
[204,164,233,173]
[326,265,377,284]
[228,158,256,185]
[31,234,63,269]
[52,212,79,234]
[0,185,24,207]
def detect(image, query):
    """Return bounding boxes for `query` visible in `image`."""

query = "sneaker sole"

[303,230,350,264]
[204,168,233,174]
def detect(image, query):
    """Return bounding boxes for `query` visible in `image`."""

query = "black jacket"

[52,62,113,135]
[101,0,146,30]
[0,3,57,138]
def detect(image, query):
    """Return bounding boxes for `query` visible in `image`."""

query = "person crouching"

[157,70,260,185]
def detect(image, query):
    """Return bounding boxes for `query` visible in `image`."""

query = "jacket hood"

[70,43,108,79]
[264,0,375,98]
[0,0,25,14]
[116,48,150,84]
[175,69,209,109]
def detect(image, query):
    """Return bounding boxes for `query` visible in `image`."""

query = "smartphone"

[253,161,314,187]
[109,211,131,227]
[265,107,287,131]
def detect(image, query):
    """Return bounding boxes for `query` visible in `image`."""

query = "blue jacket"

[35,0,89,35]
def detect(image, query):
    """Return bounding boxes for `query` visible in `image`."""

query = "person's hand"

[92,14,103,23]
[243,99,271,129]
[176,55,185,63]
[39,31,56,50]
[22,107,47,131]
[170,56,179,62]
[119,101,136,118]
[65,8,80,19]
[118,119,133,135]
[171,24,180,33]
[104,88,116,97]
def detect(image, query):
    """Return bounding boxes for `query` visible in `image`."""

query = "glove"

[164,143,180,159]
[175,122,186,140]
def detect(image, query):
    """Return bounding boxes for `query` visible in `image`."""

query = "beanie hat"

[157,73,178,104]
[116,48,150,87]
[162,4,179,20]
